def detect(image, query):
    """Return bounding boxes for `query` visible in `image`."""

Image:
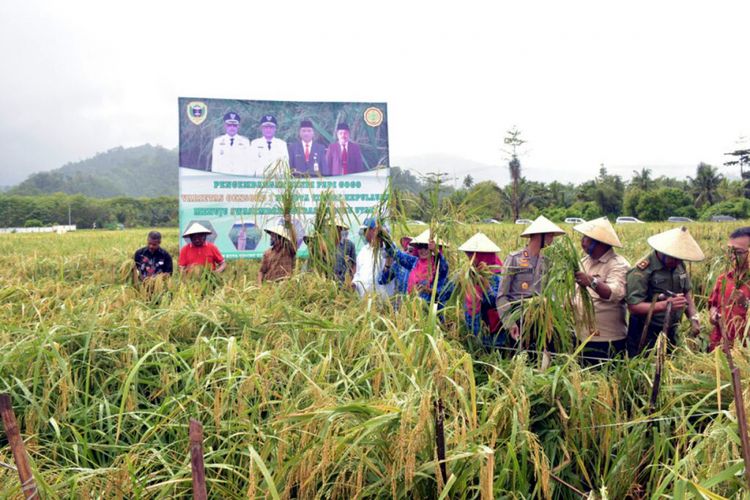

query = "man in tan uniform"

[497,215,565,344]
[572,217,630,362]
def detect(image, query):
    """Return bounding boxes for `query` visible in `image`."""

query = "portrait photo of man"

[210,112,252,175]
[249,114,289,176]
[288,119,328,176]
[326,123,365,175]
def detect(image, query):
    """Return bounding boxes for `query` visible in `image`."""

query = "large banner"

[178,98,390,259]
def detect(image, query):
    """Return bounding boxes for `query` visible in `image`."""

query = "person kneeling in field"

[497,216,565,347]
[258,224,296,284]
[133,231,173,281]
[459,232,504,348]
[179,223,226,274]
[381,229,451,307]
[625,226,703,356]
[707,227,750,351]
[572,217,630,362]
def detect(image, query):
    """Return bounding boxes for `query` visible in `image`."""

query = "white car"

[615,216,644,224]
[564,217,586,224]
[515,219,533,225]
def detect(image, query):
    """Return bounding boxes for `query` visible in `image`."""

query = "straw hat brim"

[458,232,501,253]
[573,217,622,248]
[265,226,293,242]
[647,226,705,262]
[183,223,212,237]
[520,215,565,237]
[410,229,449,247]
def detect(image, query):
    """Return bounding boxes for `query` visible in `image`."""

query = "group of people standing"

[134,215,750,361]
[210,112,365,177]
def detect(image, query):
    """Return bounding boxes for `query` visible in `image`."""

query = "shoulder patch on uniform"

[637,259,649,270]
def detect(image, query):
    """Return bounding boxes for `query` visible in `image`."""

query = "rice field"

[0,222,749,498]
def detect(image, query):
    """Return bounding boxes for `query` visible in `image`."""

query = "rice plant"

[0,222,748,497]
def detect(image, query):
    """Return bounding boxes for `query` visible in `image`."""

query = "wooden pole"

[189,418,208,500]
[434,399,447,486]
[0,393,38,499]
[720,323,750,490]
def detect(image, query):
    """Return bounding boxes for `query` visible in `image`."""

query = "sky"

[0,0,748,186]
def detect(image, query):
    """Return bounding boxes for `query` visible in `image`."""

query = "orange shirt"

[178,242,224,269]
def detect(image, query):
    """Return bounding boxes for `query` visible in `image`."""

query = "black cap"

[300,119,313,128]
[223,112,240,124]
[336,122,350,131]
[260,115,277,126]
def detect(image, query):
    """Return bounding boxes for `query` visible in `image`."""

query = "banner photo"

[178,97,389,259]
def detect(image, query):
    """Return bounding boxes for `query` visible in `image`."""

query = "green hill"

[9,144,177,198]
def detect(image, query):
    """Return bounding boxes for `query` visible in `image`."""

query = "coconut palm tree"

[631,167,653,191]
[688,163,723,207]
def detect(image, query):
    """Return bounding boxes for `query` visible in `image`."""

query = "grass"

[0,223,748,498]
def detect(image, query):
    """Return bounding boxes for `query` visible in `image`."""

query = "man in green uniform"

[497,215,565,344]
[625,226,704,356]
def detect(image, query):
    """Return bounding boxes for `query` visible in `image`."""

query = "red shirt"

[708,270,750,351]
[179,242,224,270]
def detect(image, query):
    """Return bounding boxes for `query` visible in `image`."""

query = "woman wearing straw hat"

[258,224,296,284]
[382,229,451,306]
[497,215,565,344]
[625,226,703,356]
[179,223,226,274]
[458,232,504,347]
[572,217,631,362]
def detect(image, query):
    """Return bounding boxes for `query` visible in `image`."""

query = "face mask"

[586,240,598,256]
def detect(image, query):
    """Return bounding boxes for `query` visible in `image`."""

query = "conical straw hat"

[334,217,349,229]
[411,229,449,247]
[520,215,565,237]
[183,222,212,237]
[647,226,705,262]
[265,225,293,243]
[573,217,622,248]
[458,232,501,253]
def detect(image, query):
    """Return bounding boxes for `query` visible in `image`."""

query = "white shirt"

[211,134,252,175]
[353,242,394,299]
[249,136,289,176]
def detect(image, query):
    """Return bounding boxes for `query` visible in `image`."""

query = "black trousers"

[581,339,626,366]
[626,315,678,357]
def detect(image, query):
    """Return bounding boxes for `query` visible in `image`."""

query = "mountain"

[9,144,177,198]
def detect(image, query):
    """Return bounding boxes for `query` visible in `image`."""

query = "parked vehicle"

[406,220,428,226]
[615,216,644,224]
[667,216,693,223]
[481,218,501,224]
[564,217,586,224]
[710,215,737,222]
[515,219,533,225]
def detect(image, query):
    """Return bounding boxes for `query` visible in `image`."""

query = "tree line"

[396,130,750,223]
[0,193,177,229]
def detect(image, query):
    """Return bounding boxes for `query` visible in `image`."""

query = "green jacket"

[625,251,692,329]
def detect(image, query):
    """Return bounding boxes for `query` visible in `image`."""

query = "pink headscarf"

[465,252,503,315]
[407,255,436,293]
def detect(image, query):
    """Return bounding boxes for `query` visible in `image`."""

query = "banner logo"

[363,107,384,127]
[187,101,208,125]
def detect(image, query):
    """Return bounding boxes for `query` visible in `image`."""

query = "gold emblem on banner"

[186,101,208,125]
[363,107,384,127]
